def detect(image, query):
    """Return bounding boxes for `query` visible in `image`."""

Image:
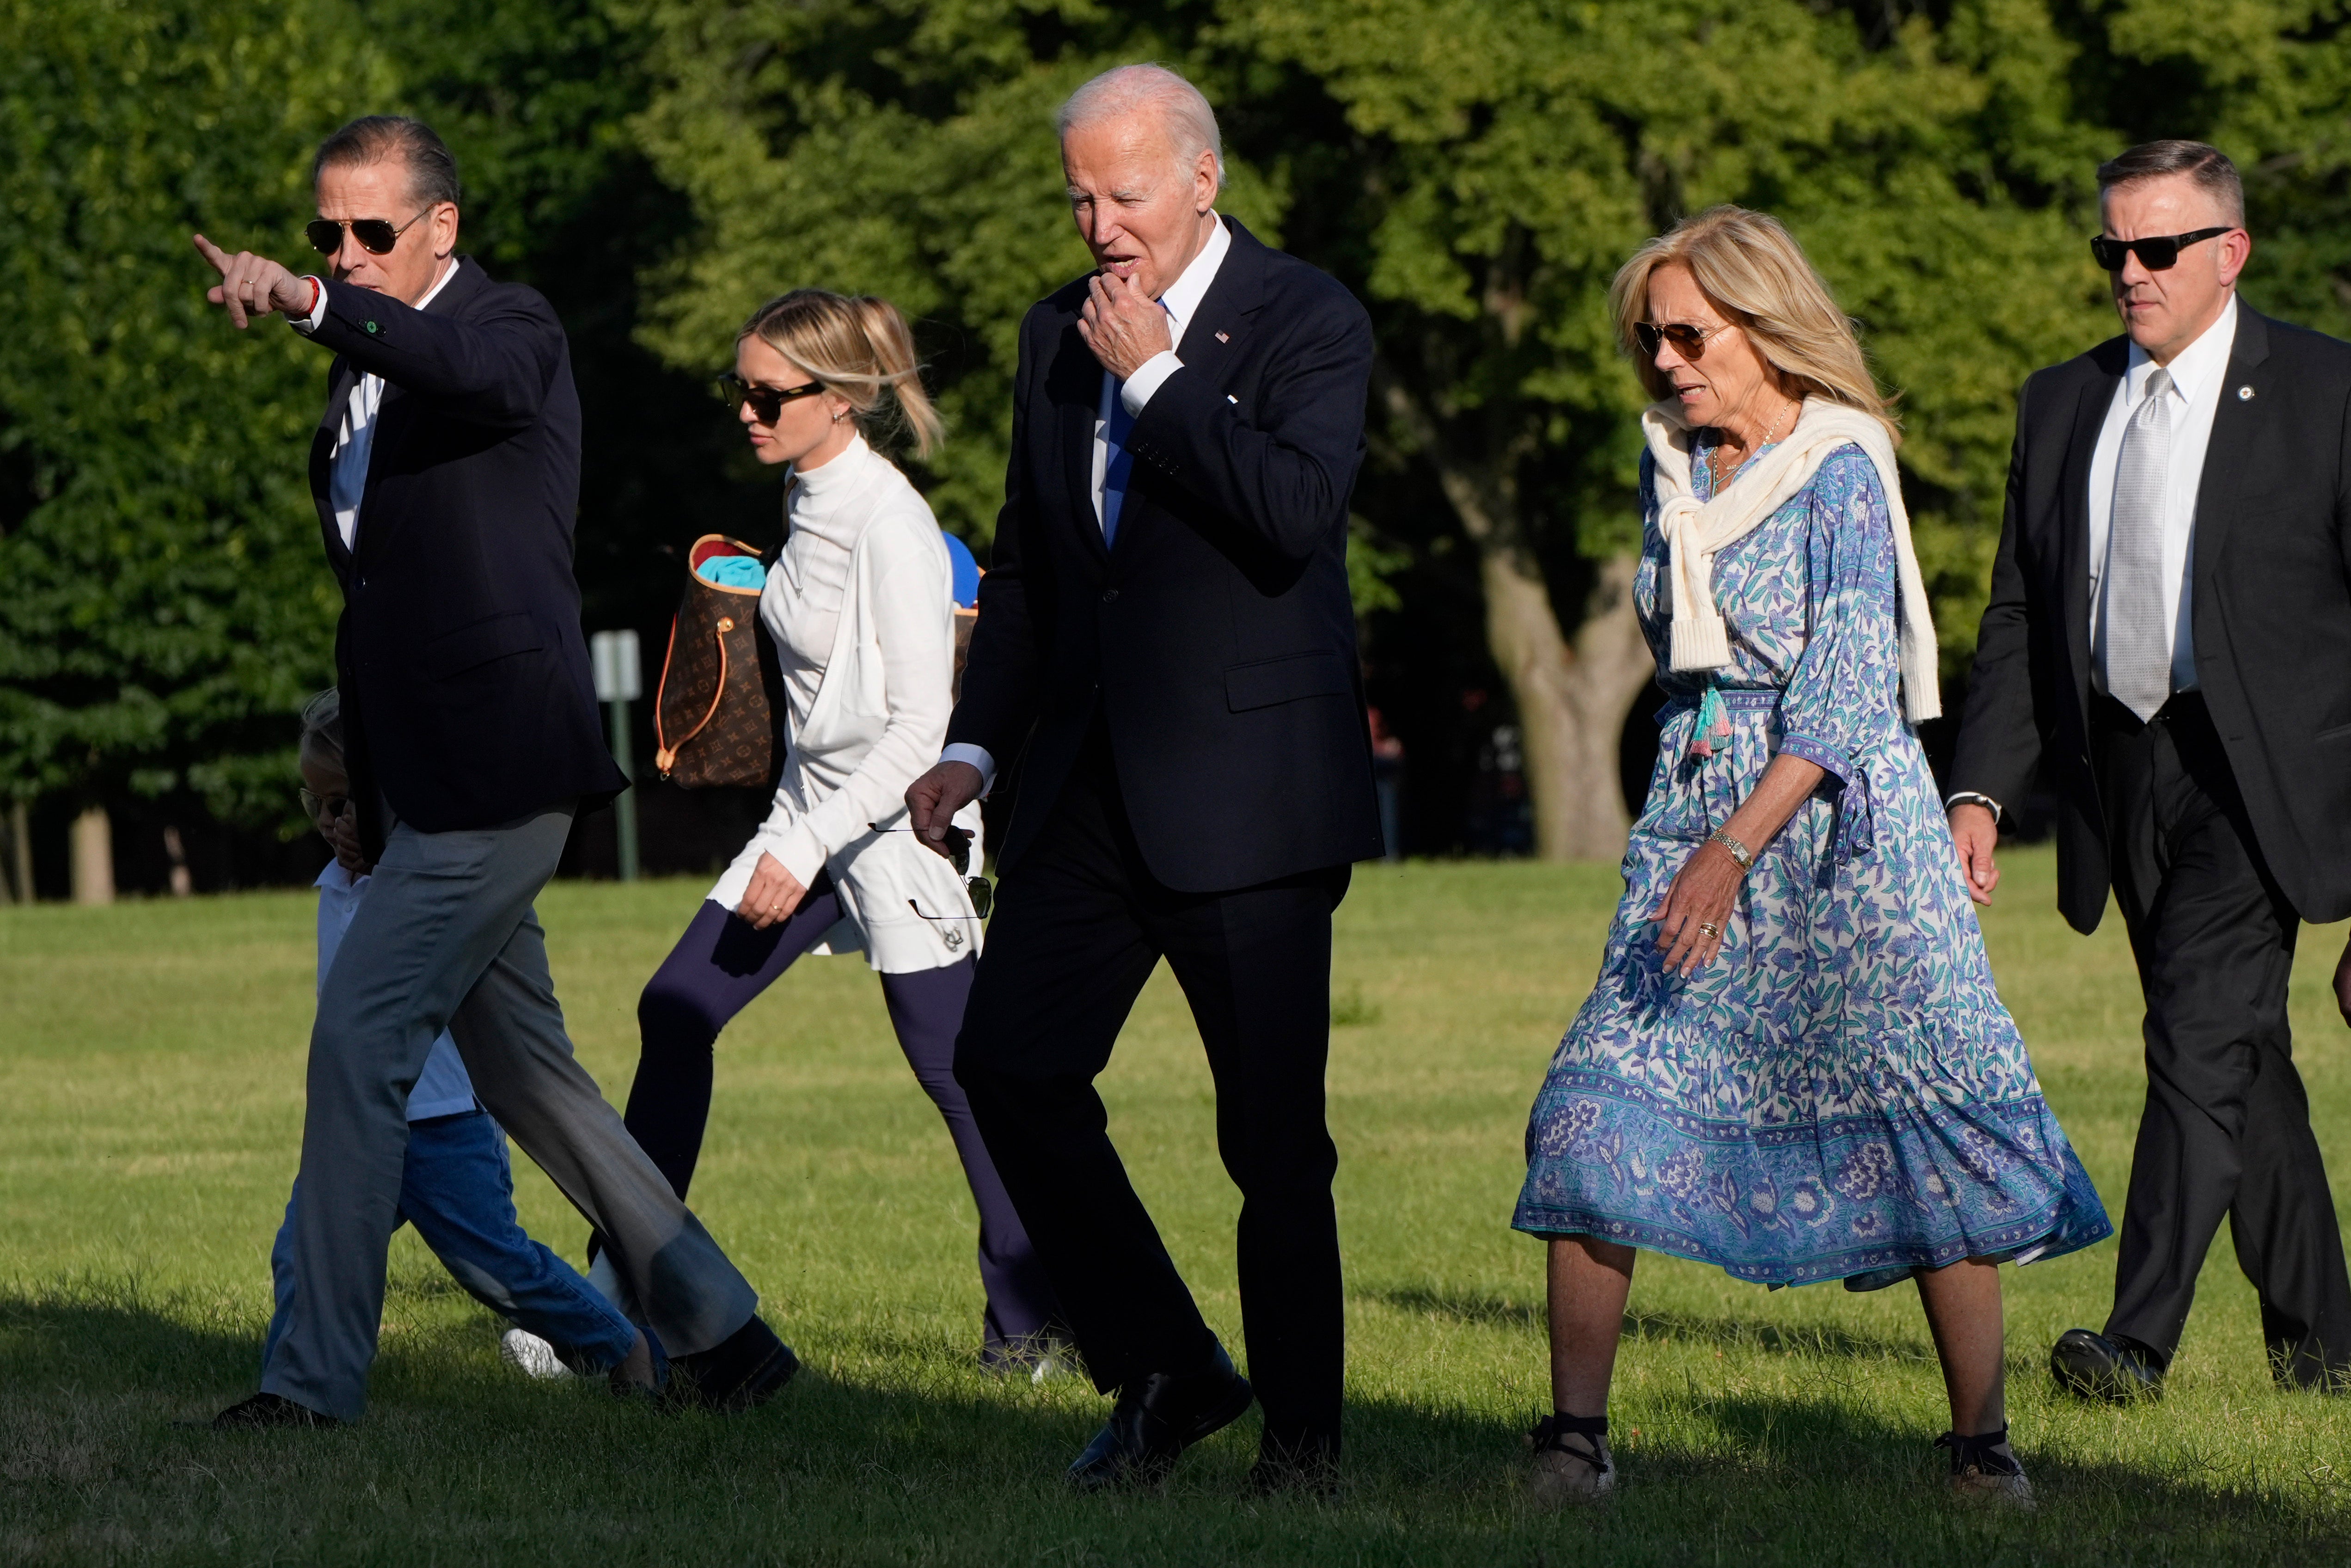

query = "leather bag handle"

[653,614,736,777]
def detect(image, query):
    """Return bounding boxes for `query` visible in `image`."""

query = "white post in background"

[70,805,113,906]
[590,630,643,882]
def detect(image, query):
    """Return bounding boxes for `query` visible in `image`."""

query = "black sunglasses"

[871,822,994,918]
[715,371,827,424]
[306,208,435,257]
[1634,320,1734,361]
[2090,227,2233,273]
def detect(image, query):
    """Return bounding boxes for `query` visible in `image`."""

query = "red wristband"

[304,276,321,318]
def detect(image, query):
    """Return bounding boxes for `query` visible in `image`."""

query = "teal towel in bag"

[696,555,766,589]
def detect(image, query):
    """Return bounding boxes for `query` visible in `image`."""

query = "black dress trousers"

[954,718,1349,1458]
[2093,692,2351,1386]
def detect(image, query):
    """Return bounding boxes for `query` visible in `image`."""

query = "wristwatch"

[1945,791,2004,824]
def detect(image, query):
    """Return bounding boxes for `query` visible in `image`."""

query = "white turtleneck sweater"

[706,435,982,971]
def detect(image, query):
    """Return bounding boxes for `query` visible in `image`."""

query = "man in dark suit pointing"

[1948,140,2351,1399]
[906,65,1381,1489]
[194,115,791,1426]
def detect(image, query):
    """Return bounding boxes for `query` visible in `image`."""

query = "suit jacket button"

[1102,588,1119,602]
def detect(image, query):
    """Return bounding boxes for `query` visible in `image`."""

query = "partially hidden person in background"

[192,113,792,1427]
[1947,140,2351,1401]
[1512,207,2112,1508]
[904,63,1384,1494]
[612,289,1066,1375]
[276,690,638,1386]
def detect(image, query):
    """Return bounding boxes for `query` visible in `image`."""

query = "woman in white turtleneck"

[618,290,1064,1372]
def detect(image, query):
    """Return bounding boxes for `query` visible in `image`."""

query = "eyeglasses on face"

[306,208,436,257]
[715,371,827,425]
[1634,320,1734,361]
[299,788,350,820]
[2089,227,2233,273]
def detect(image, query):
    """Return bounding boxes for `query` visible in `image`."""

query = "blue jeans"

[263,1109,636,1376]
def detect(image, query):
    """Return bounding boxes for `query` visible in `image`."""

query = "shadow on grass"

[1372,1286,1932,1362]
[4,1286,2347,1567]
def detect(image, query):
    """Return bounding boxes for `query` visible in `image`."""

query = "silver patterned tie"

[2104,366,2174,722]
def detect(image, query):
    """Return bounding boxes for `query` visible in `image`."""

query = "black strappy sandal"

[1936,1424,2034,1508]
[1526,1412,1615,1504]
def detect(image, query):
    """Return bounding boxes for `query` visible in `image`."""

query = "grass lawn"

[2,847,2347,1565]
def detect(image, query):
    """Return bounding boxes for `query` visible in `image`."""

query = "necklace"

[1706,395,1800,493]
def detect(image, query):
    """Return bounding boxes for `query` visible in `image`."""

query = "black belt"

[2089,687,2207,732]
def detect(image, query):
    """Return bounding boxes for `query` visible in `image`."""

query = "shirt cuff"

[1119,350,1183,416]
[1944,791,2004,824]
[289,276,328,334]
[939,743,997,798]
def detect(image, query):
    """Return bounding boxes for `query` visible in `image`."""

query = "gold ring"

[1696,921,1721,938]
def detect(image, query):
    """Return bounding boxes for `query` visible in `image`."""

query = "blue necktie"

[1099,300,1170,548]
[1100,384,1137,546]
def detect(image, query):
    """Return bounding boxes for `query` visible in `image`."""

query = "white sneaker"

[500,1328,574,1380]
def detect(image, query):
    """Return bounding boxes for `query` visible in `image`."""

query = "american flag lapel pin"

[1214,331,1230,343]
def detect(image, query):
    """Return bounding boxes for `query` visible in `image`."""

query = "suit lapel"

[1105,219,1272,557]
[312,358,359,580]
[2059,341,2126,714]
[1056,325,1112,570]
[2188,303,2271,618]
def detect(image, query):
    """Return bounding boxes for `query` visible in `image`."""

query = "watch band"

[1945,791,2004,825]
[1708,827,1755,872]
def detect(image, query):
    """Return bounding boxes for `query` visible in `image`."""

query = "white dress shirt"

[293,257,459,552]
[943,215,1233,793]
[2086,293,2237,698]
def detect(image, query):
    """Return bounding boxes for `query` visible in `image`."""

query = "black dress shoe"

[2050,1328,2165,1401]
[211,1392,341,1430]
[1067,1343,1254,1492]
[668,1315,799,1413]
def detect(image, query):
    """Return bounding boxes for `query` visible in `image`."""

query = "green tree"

[0,0,388,840]
[1237,0,2132,857]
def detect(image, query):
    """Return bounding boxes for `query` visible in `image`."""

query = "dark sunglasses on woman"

[305,208,434,257]
[2089,227,2233,273]
[1634,320,1734,361]
[714,371,827,425]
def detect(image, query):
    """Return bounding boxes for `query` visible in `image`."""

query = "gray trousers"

[261,805,759,1419]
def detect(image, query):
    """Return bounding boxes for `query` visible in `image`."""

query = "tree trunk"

[70,804,113,906]
[8,802,29,903]
[1384,379,1656,862]
[1477,547,1653,860]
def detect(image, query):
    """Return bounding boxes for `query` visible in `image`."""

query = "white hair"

[1057,64,1225,193]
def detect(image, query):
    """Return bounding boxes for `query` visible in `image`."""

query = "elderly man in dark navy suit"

[194,115,790,1427]
[907,65,1381,1492]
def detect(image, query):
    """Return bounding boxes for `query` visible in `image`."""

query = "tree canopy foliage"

[8,0,2351,875]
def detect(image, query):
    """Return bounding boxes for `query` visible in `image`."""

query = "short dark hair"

[2096,140,2244,228]
[313,115,460,209]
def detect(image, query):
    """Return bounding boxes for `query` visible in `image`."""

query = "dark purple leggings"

[626,890,1061,1360]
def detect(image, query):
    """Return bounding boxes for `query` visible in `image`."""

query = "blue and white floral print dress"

[1512,439,2110,1288]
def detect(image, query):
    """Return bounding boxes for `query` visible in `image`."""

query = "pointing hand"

[192,233,311,330]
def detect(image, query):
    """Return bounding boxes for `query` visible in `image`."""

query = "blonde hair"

[1609,206,1898,443]
[737,289,944,458]
[298,687,344,759]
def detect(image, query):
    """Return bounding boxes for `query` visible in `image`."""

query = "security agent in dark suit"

[194,116,792,1427]
[1948,141,2351,1399]
[906,66,1381,1490]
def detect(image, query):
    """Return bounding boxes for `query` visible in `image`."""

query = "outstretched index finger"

[191,233,231,275]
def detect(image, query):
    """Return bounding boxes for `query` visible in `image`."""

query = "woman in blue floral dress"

[1514,208,2109,1508]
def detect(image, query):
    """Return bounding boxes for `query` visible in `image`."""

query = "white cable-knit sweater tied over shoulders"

[705,435,985,971]
[1643,397,1941,724]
